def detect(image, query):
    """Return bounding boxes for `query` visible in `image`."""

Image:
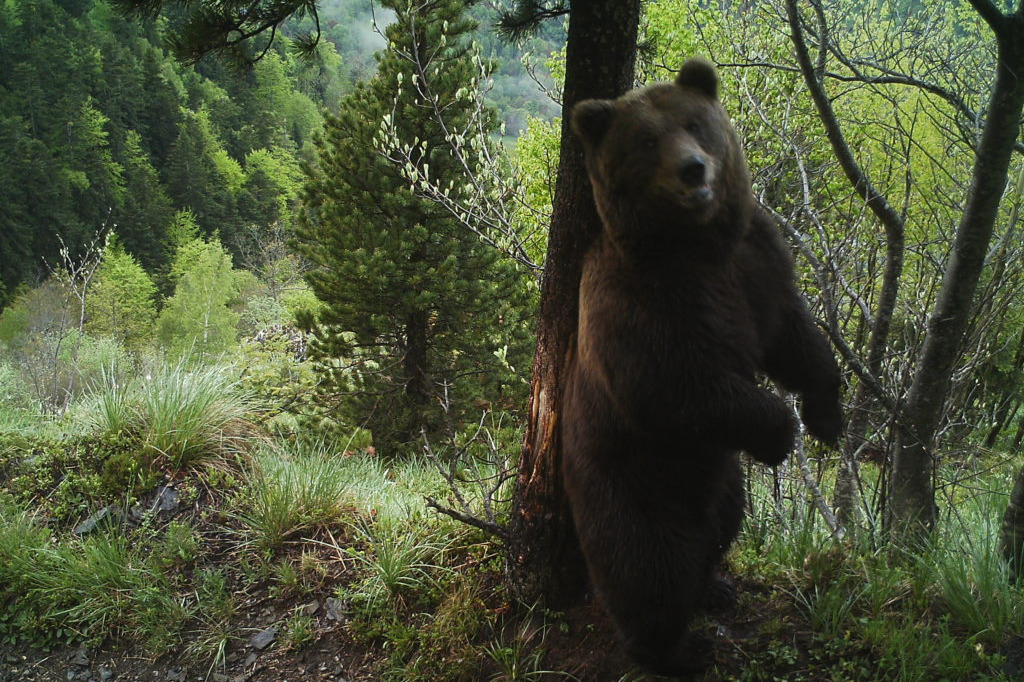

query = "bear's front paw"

[745,413,796,466]
[801,399,843,446]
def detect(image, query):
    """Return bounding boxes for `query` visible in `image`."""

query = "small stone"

[324,598,347,622]
[74,505,123,535]
[70,647,90,667]
[300,601,319,616]
[243,653,258,669]
[249,626,277,650]
[98,667,114,681]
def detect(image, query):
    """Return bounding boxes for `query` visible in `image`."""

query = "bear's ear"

[571,99,615,146]
[676,57,719,100]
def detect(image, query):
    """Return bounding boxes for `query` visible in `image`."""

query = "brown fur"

[562,58,842,676]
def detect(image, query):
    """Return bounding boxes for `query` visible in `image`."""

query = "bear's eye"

[637,134,658,149]
[685,121,702,135]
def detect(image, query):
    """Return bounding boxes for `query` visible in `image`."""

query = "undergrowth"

[729,460,1023,681]
[0,364,1021,681]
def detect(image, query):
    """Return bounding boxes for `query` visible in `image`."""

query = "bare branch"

[785,0,907,236]
[425,497,509,540]
[791,403,846,541]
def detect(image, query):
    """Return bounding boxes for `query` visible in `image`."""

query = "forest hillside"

[2,0,1024,681]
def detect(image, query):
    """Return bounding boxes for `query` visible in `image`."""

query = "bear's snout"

[678,154,707,186]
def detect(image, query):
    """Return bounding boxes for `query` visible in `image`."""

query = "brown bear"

[562,57,843,676]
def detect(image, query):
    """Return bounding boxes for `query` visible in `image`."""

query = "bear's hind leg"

[597,554,716,676]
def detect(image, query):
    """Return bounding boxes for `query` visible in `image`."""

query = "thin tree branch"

[785,0,906,235]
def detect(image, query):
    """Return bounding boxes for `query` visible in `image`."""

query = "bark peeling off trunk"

[507,0,642,606]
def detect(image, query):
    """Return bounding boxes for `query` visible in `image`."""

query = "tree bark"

[892,7,1024,537]
[403,309,430,408]
[507,0,641,605]
[1002,464,1024,580]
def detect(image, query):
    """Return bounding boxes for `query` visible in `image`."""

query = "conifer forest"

[2,1,1024,680]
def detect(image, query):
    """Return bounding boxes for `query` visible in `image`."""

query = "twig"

[792,404,847,541]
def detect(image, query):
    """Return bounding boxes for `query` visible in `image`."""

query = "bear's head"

[572,58,752,247]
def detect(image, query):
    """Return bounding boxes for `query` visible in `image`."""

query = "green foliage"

[86,235,158,350]
[0,0,337,299]
[731,465,1023,681]
[157,520,200,567]
[0,428,154,525]
[157,236,246,359]
[509,115,558,261]
[162,108,241,244]
[239,147,304,231]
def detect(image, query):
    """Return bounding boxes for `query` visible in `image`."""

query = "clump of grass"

[137,360,253,468]
[736,464,1020,680]
[78,358,255,470]
[186,567,239,675]
[79,365,137,437]
[40,533,186,641]
[0,494,192,650]
[483,608,568,682]
[344,518,454,616]
[282,610,316,650]
[923,486,1024,648]
[0,494,53,645]
[342,454,450,528]
[236,439,356,554]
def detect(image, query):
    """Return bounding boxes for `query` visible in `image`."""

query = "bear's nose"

[678,155,707,186]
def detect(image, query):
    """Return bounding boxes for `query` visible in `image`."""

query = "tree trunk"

[401,308,431,443]
[891,11,1024,537]
[1002,464,1024,580]
[507,0,641,606]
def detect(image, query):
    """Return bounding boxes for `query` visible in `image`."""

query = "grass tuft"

[137,360,253,468]
[235,439,356,554]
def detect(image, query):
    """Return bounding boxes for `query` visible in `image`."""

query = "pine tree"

[115,130,174,272]
[296,0,533,454]
[162,108,240,248]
